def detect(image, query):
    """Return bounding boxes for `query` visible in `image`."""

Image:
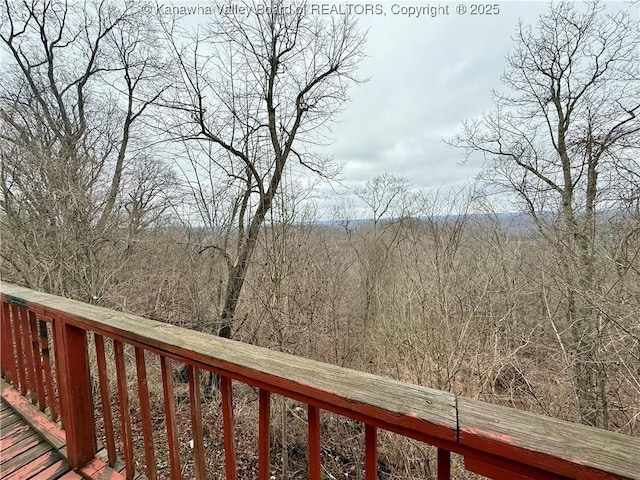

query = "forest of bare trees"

[1,0,638,477]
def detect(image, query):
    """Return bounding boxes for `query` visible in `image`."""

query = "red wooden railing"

[1,282,638,480]
[1,298,60,422]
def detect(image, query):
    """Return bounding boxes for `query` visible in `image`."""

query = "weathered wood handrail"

[1,281,638,480]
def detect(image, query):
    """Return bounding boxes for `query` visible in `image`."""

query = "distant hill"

[310,211,540,234]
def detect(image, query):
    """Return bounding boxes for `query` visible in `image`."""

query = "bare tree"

[0,0,174,301]
[349,173,414,327]
[452,1,639,427]
[161,0,365,338]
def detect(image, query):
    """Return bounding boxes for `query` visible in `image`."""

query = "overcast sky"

[287,0,634,215]
[326,1,552,189]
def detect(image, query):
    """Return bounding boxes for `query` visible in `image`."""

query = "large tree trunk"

[568,289,606,427]
[565,214,608,427]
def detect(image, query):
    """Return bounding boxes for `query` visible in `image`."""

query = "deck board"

[1,435,42,465]
[0,411,13,421]
[1,443,56,477]
[0,399,71,480]
[0,425,31,451]
[0,416,23,434]
[0,387,127,480]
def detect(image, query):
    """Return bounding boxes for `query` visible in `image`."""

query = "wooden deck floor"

[0,399,78,480]
[1,380,134,480]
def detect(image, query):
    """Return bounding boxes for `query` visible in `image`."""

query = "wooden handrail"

[1,281,638,480]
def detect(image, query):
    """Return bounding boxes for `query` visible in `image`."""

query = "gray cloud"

[324,1,552,189]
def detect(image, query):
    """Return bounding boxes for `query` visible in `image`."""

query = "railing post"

[54,317,96,468]
[437,448,451,480]
[11,305,27,395]
[308,405,321,480]
[258,389,271,480]
[365,424,377,480]
[0,300,16,382]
